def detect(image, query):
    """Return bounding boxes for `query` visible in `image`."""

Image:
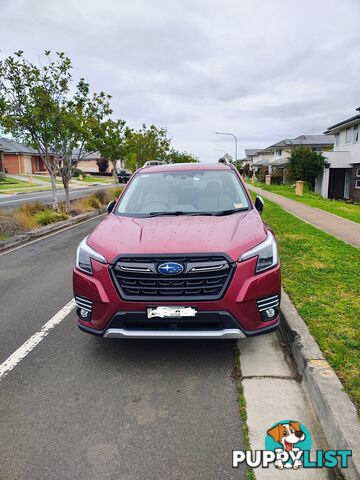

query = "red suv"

[73,162,281,339]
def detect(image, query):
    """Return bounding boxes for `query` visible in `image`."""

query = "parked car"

[143,160,165,167]
[73,161,281,339]
[117,169,131,183]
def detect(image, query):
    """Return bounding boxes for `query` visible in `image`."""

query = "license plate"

[147,306,197,319]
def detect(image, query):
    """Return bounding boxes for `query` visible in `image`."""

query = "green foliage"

[166,148,198,163]
[270,169,284,185]
[0,50,112,209]
[256,165,268,183]
[123,124,171,171]
[33,209,68,226]
[96,158,109,173]
[288,146,325,189]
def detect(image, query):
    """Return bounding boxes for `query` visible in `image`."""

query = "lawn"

[79,175,115,183]
[0,177,37,191]
[250,192,360,412]
[248,181,360,224]
[29,175,62,185]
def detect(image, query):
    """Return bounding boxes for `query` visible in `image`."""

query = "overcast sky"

[1,0,359,161]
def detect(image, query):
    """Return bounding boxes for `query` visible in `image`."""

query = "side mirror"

[255,195,264,214]
[107,200,116,214]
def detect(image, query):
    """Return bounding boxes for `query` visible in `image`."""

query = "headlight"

[239,230,278,273]
[75,237,106,274]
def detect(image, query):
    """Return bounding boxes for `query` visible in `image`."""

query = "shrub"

[13,210,38,230]
[256,166,268,183]
[72,168,87,179]
[33,209,68,226]
[19,202,44,216]
[270,170,284,185]
[288,146,325,190]
[94,189,107,204]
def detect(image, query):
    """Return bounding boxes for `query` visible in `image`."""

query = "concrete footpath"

[238,331,331,479]
[247,184,360,249]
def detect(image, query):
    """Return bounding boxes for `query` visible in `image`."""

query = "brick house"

[0,138,47,175]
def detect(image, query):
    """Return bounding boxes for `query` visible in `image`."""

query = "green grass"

[251,192,360,411]
[248,181,360,224]
[78,175,115,183]
[28,175,62,185]
[0,177,37,190]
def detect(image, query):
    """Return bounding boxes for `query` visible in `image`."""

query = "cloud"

[0,0,359,160]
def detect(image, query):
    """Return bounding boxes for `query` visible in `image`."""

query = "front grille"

[110,255,235,300]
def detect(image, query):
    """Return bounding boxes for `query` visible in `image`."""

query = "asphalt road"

[0,217,245,480]
[0,184,116,210]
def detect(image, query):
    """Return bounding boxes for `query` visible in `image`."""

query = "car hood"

[87,210,267,263]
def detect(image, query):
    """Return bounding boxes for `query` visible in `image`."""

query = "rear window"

[115,169,250,216]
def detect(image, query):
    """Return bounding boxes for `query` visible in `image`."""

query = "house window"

[355,179,360,189]
[275,149,282,156]
[335,133,340,145]
[345,127,352,143]
[353,125,359,143]
[356,168,360,177]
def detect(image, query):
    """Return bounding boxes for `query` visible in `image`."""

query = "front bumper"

[77,310,280,339]
[73,255,281,339]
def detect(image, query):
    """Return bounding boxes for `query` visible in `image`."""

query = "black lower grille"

[110,254,235,300]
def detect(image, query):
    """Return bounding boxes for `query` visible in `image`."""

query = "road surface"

[0,217,245,480]
[0,184,116,210]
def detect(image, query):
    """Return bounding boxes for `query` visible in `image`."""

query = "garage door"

[23,155,32,174]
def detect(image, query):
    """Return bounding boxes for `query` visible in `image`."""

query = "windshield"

[115,169,251,216]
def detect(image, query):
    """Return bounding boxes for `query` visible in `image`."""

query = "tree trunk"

[64,177,70,212]
[112,160,119,184]
[50,171,58,210]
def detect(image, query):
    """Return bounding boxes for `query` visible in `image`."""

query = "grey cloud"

[0,0,359,161]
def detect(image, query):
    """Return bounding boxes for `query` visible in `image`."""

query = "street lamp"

[215,132,238,163]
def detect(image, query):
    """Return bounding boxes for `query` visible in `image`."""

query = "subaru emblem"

[158,262,184,275]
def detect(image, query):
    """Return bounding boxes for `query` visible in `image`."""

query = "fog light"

[260,307,278,322]
[265,308,276,318]
[79,308,90,320]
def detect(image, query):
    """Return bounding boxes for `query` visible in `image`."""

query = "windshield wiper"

[148,211,213,217]
[212,207,249,216]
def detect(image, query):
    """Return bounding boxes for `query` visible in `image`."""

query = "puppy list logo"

[232,420,352,470]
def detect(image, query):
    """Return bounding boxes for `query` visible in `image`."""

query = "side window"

[335,133,340,145]
[345,128,352,143]
[353,125,359,143]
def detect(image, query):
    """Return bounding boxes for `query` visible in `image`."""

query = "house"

[74,150,124,174]
[0,138,47,175]
[251,135,334,178]
[320,107,360,202]
[244,149,263,163]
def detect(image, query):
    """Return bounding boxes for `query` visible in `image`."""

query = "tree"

[57,83,112,210]
[89,119,127,182]
[123,124,171,171]
[166,148,198,164]
[0,51,112,210]
[96,158,109,173]
[288,146,325,190]
[0,51,73,209]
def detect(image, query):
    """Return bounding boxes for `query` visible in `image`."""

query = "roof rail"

[218,157,231,165]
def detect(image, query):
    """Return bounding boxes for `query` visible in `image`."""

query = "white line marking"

[0,299,76,381]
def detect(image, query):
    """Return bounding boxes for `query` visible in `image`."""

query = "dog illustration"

[267,421,305,469]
